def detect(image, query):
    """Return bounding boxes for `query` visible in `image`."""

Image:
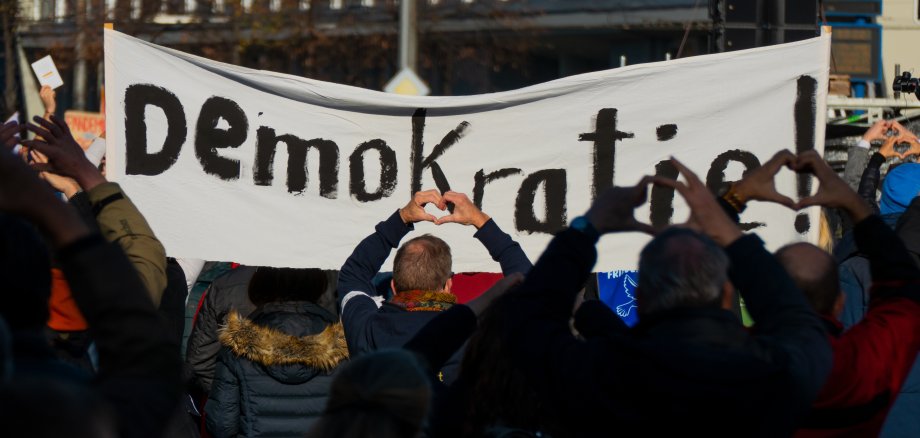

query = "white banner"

[103,29,830,272]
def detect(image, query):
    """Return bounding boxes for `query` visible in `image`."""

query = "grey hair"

[637,228,730,316]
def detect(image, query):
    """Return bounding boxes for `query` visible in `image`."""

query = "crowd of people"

[2,84,920,438]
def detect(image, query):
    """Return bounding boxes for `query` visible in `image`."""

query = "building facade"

[8,0,708,115]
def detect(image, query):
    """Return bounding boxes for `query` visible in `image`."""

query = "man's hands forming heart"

[399,190,491,229]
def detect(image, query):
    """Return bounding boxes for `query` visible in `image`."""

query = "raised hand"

[0,121,19,150]
[585,177,657,235]
[793,150,872,223]
[40,85,56,116]
[862,120,892,142]
[399,190,444,224]
[22,115,105,192]
[32,149,81,198]
[435,191,490,229]
[0,132,89,246]
[899,136,920,159]
[732,149,797,208]
[878,134,903,159]
[653,158,742,246]
[888,120,917,141]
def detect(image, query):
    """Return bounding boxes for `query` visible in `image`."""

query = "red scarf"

[389,290,456,312]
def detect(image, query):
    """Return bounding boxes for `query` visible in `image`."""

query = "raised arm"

[500,180,656,425]
[660,156,832,402]
[25,115,168,306]
[3,123,181,438]
[336,210,412,303]
[87,182,168,306]
[844,120,889,191]
[799,151,920,416]
[855,134,906,215]
[40,85,56,120]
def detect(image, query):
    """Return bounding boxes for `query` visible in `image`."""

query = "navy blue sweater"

[336,210,531,382]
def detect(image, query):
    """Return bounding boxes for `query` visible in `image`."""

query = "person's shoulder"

[213,266,258,288]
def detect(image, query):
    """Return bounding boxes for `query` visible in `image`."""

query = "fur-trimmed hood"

[219,305,348,381]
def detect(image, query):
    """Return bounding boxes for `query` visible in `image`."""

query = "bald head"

[774,243,839,315]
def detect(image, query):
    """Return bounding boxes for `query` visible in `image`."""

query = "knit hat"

[881,163,920,216]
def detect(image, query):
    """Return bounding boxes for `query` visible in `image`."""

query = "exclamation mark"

[794,75,818,234]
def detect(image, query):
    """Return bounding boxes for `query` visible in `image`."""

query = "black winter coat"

[205,301,348,438]
[186,266,257,394]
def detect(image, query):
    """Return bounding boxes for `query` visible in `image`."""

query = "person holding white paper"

[40,85,56,119]
[31,55,64,90]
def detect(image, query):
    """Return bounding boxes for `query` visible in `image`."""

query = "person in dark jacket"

[205,267,349,438]
[336,190,531,383]
[834,128,920,437]
[496,155,832,436]
[0,116,182,438]
[186,265,258,395]
[719,149,920,435]
[30,114,169,373]
[406,272,577,438]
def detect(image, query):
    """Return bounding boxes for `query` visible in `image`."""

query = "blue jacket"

[336,210,531,383]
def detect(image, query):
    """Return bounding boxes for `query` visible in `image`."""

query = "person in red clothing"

[723,150,920,436]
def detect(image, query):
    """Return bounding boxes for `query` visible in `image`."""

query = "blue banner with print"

[598,270,640,327]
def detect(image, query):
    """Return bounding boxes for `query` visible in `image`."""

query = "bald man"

[775,244,845,320]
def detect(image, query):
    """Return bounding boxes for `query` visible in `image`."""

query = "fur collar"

[219,311,348,371]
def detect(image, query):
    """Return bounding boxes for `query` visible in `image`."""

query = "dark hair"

[393,234,452,292]
[247,267,328,307]
[0,214,51,330]
[637,228,729,316]
[306,349,430,438]
[460,291,557,437]
[775,243,840,315]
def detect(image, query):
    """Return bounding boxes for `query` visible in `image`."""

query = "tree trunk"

[74,0,88,110]
[2,3,18,115]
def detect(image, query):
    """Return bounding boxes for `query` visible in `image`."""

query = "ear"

[720,281,735,311]
[833,291,846,319]
[444,277,453,294]
[390,279,397,295]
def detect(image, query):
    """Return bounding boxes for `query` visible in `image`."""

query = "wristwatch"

[720,183,748,214]
[570,216,600,243]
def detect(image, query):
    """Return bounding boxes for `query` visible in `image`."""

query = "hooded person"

[205,267,349,438]
[880,163,920,218]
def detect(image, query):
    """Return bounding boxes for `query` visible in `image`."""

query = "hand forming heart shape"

[399,190,492,229]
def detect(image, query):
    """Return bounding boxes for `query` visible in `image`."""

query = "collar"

[388,290,456,312]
